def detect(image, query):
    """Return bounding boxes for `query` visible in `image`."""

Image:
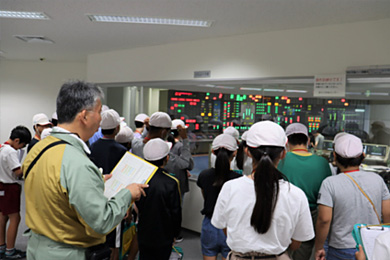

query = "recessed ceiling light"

[14,35,54,44]
[198,84,216,88]
[86,14,212,27]
[240,87,262,91]
[0,10,49,20]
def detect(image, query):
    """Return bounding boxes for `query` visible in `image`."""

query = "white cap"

[33,113,52,126]
[334,133,363,158]
[285,123,308,137]
[135,113,149,123]
[149,112,172,128]
[224,126,239,140]
[212,134,238,151]
[241,131,248,141]
[143,138,172,161]
[246,121,287,148]
[333,132,348,143]
[41,128,53,139]
[100,109,121,130]
[102,105,109,112]
[115,126,134,143]
[51,112,58,120]
[171,119,187,130]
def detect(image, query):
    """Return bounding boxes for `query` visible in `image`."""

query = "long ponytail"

[235,140,247,170]
[213,148,234,187]
[249,146,285,234]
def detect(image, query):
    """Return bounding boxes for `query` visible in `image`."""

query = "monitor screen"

[365,145,387,157]
[322,140,334,151]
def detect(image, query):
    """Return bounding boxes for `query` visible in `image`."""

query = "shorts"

[0,182,21,215]
[105,222,122,248]
[326,246,357,260]
[201,216,230,258]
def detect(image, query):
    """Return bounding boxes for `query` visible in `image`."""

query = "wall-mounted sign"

[314,74,346,97]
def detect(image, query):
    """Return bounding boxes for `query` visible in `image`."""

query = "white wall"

[87,19,390,83]
[0,60,86,142]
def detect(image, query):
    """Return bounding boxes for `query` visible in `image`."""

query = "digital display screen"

[365,145,387,157]
[167,90,368,137]
[322,140,334,151]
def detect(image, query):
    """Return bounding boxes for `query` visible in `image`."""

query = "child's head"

[10,125,32,150]
[334,133,364,168]
[143,138,172,167]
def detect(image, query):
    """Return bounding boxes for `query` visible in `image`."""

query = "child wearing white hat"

[134,113,149,139]
[89,109,128,259]
[315,133,390,260]
[115,126,134,150]
[197,134,242,260]
[212,121,314,260]
[27,113,52,153]
[136,138,181,260]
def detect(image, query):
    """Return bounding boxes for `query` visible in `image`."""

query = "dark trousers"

[139,244,172,260]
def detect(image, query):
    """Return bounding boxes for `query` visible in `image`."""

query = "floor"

[14,184,222,260]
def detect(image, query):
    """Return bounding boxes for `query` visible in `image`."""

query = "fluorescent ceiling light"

[264,89,284,92]
[348,77,390,83]
[240,87,262,91]
[87,14,212,27]
[346,92,362,95]
[198,84,216,88]
[369,92,389,96]
[0,10,49,20]
[286,90,308,93]
[355,109,365,113]
[215,86,235,89]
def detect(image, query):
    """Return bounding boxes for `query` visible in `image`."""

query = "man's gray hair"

[56,81,104,124]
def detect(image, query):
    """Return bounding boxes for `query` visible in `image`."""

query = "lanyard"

[343,169,360,174]
[292,148,308,152]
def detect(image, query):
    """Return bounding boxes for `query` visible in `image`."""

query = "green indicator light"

[230,94,234,99]
[243,95,247,100]
[243,113,245,119]
[251,114,253,120]
[217,125,220,129]
[178,109,181,113]
[268,106,271,113]
[207,93,210,96]
[275,96,279,100]
[278,117,280,121]
[275,107,278,114]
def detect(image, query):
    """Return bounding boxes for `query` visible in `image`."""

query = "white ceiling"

[1,0,390,62]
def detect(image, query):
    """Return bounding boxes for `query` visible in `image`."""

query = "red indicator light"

[299,97,303,101]
[195,124,199,130]
[171,98,178,101]
[181,117,185,120]
[174,104,178,107]
[186,124,190,128]
[213,97,217,100]
[297,116,300,122]
[170,106,174,110]
[341,98,346,102]
[219,93,223,99]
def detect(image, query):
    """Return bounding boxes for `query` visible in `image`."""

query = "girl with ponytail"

[197,134,242,260]
[212,121,314,260]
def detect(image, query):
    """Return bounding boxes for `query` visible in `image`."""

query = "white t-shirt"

[372,231,390,260]
[212,176,314,255]
[0,144,21,183]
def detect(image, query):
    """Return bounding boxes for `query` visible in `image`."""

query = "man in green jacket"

[23,81,147,260]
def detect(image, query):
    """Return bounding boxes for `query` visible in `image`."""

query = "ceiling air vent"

[14,35,54,44]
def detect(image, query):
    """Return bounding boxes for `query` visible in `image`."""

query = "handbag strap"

[24,140,69,180]
[345,173,381,223]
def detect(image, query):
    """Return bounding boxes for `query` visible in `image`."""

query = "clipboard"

[352,223,390,260]
[104,152,158,198]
